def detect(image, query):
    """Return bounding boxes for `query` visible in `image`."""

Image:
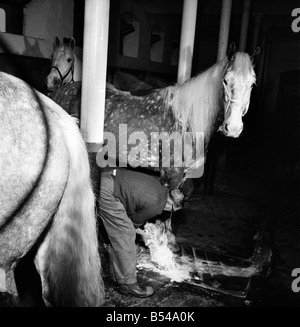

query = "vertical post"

[81,0,110,148]
[205,0,232,195]
[177,0,198,84]
[239,0,252,52]
[217,0,232,61]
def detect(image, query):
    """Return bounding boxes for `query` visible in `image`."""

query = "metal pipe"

[177,0,198,85]
[80,0,110,146]
[217,0,232,61]
[239,0,252,52]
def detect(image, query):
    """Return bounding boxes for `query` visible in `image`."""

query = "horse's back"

[0,72,69,269]
[48,81,82,118]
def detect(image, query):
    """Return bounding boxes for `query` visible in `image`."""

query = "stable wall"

[0,0,76,92]
[262,23,300,113]
[0,0,74,59]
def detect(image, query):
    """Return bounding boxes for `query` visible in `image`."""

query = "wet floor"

[4,166,300,307]
[100,169,300,307]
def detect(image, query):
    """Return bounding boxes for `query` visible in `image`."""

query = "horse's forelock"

[53,44,74,60]
[230,52,253,76]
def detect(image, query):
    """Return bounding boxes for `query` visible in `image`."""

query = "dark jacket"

[113,169,169,225]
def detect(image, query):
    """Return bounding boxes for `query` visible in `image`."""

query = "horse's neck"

[167,61,227,180]
[73,55,82,82]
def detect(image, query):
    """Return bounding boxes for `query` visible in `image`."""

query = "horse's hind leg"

[33,236,51,307]
[0,267,20,306]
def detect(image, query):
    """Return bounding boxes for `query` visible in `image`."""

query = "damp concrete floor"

[100,171,300,307]
[4,168,300,307]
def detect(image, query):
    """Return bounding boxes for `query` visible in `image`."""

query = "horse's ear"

[69,37,76,50]
[227,42,236,61]
[54,36,61,49]
[251,46,261,67]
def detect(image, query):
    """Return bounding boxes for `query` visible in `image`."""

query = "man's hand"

[136,228,152,246]
[164,189,184,212]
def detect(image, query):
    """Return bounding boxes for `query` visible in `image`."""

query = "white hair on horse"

[163,60,225,137]
[34,93,104,307]
[163,50,257,139]
[0,72,104,307]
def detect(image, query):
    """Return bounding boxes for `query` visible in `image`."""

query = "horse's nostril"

[224,124,228,132]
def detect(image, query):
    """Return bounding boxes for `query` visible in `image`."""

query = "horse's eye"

[223,79,228,85]
[67,58,72,63]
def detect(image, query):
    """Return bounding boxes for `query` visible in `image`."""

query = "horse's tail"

[36,104,104,307]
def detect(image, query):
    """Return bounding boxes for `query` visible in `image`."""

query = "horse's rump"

[0,72,69,295]
[0,72,104,306]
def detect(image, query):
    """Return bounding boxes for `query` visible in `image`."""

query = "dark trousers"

[99,174,137,284]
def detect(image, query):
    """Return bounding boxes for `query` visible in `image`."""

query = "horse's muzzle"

[45,75,60,91]
[219,123,243,138]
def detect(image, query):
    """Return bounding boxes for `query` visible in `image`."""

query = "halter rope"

[222,80,244,115]
[218,81,245,133]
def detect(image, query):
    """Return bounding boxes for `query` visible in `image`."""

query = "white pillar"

[177,0,198,85]
[239,0,252,52]
[80,0,110,146]
[217,0,232,61]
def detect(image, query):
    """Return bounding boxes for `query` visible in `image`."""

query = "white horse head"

[219,43,261,138]
[46,36,82,90]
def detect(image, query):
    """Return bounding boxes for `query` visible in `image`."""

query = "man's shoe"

[119,283,154,298]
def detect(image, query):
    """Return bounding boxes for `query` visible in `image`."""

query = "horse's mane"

[163,60,227,137]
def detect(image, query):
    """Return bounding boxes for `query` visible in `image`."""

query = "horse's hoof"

[0,292,19,307]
